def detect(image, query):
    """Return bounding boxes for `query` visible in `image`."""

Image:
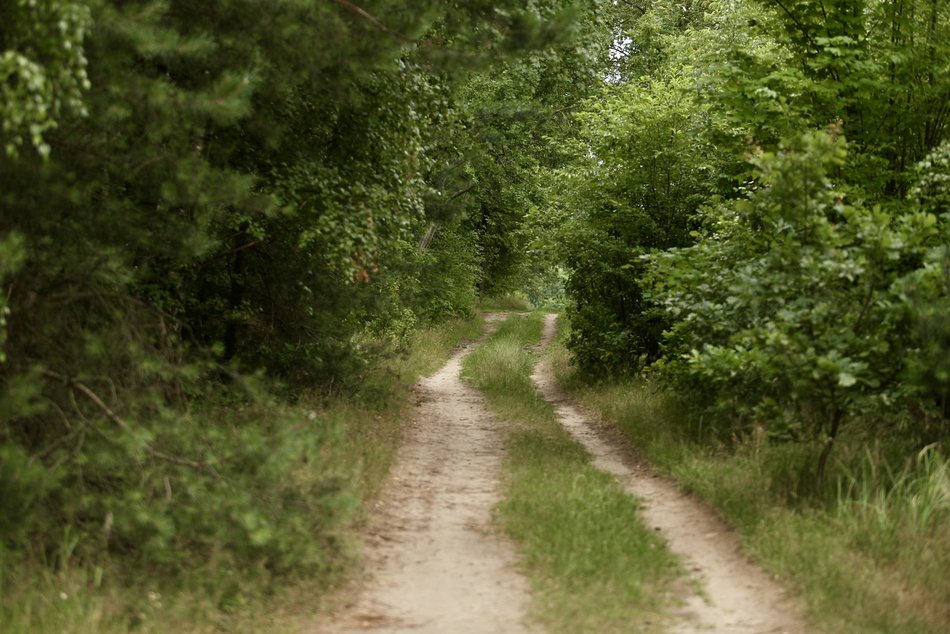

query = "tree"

[0,0,619,587]
[651,129,942,476]
[0,0,91,158]
[546,0,949,470]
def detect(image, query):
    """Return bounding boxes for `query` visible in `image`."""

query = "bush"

[1,378,357,588]
[650,129,948,472]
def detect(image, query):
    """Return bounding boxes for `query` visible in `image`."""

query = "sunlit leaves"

[0,0,91,157]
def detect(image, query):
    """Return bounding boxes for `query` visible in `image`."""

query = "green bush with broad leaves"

[545,0,949,479]
[650,129,949,475]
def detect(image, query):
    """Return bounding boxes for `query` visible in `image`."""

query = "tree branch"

[328,0,410,41]
[767,0,820,52]
[42,370,210,471]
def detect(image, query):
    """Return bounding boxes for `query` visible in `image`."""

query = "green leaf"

[837,372,857,388]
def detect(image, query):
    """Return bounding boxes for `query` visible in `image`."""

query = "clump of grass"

[838,444,949,538]
[554,326,950,634]
[463,313,680,633]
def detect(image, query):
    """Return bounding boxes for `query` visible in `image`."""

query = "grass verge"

[461,313,680,633]
[0,314,484,634]
[551,325,950,634]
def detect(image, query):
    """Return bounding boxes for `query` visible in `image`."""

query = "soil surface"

[313,313,530,634]
[532,313,811,634]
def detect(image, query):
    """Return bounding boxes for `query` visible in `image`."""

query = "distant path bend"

[532,313,812,634]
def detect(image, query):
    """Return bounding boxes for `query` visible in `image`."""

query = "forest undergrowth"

[0,315,483,634]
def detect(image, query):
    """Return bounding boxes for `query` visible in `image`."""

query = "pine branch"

[42,370,210,472]
[329,0,410,41]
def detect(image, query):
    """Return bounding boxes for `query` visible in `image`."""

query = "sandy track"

[532,313,810,634]
[314,314,529,634]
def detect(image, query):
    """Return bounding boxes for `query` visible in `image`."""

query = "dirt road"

[532,313,809,634]
[315,314,530,634]
[318,313,809,634]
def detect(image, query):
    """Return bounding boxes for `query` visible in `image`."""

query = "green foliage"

[550,74,725,372]
[654,131,914,437]
[0,232,25,364]
[902,141,950,428]
[0,0,614,626]
[548,0,950,470]
[0,377,357,577]
[0,0,91,157]
[538,0,950,620]
[750,0,950,196]
[458,0,613,297]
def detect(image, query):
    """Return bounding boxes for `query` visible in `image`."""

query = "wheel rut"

[314,313,529,634]
[315,312,811,634]
[532,313,811,634]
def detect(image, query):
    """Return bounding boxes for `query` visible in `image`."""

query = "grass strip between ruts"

[461,312,682,633]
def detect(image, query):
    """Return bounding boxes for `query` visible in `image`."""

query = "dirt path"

[532,313,809,634]
[314,314,530,634]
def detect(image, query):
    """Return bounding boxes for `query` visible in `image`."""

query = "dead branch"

[329,0,410,40]
[42,370,209,472]
[45,370,130,430]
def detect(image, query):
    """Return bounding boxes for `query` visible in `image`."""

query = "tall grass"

[838,445,949,536]
[552,329,950,633]
[463,313,681,633]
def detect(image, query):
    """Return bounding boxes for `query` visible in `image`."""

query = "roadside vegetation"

[536,1,949,628]
[0,314,483,633]
[542,1,949,486]
[552,320,950,634]
[462,313,681,633]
